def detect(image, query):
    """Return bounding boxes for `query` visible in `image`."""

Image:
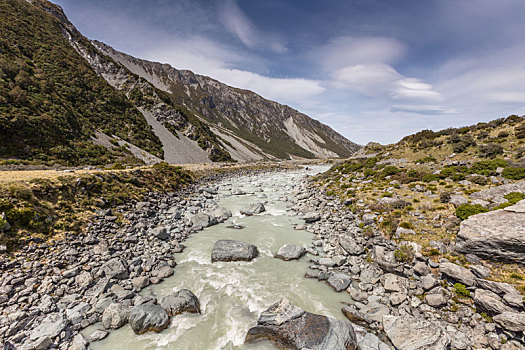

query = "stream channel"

[87,165,351,349]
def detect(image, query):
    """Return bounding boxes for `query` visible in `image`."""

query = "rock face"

[211,240,259,262]
[494,312,525,332]
[455,200,525,264]
[128,304,170,334]
[245,298,358,350]
[160,289,200,316]
[29,313,67,343]
[383,315,450,350]
[275,244,306,261]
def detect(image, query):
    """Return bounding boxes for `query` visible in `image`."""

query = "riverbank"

[0,163,298,349]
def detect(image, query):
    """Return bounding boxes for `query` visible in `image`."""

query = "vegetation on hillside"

[0,0,163,166]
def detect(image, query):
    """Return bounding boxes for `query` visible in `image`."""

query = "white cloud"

[391,78,442,101]
[316,36,406,70]
[218,0,286,52]
[391,105,457,115]
[491,92,525,103]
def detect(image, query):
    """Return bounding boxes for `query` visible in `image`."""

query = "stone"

[211,240,258,262]
[327,273,352,292]
[302,212,321,223]
[154,266,174,279]
[152,227,168,240]
[449,195,468,206]
[70,333,88,350]
[85,277,110,297]
[413,261,431,276]
[382,273,404,292]
[339,236,364,255]
[89,329,108,342]
[475,279,520,296]
[131,276,150,290]
[503,293,523,309]
[474,289,514,316]
[101,258,129,280]
[190,212,217,228]
[160,289,200,316]
[75,272,94,289]
[213,207,232,220]
[245,298,358,350]
[29,312,67,342]
[389,292,407,306]
[349,288,368,302]
[425,293,447,308]
[274,244,306,261]
[470,265,491,279]
[382,315,450,350]
[102,303,129,329]
[439,262,476,287]
[493,312,525,332]
[241,202,266,215]
[66,302,90,324]
[470,181,525,202]
[359,302,390,323]
[128,304,170,334]
[455,200,525,264]
[357,332,391,350]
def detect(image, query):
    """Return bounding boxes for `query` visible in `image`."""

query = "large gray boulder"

[473,289,514,316]
[327,273,352,292]
[101,258,129,280]
[102,303,129,329]
[302,212,321,223]
[128,304,170,334]
[245,298,358,350]
[211,240,258,262]
[274,244,306,261]
[160,289,200,316]
[29,312,67,343]
[455,200,525,264]
[190,212,217,228]
[470,181,525,201]
[241,202,266,216]
[494,312,525,332]
[439,262,476,287]
[382,315,450,350]
[213,207,232,221]
[339,236,364,256]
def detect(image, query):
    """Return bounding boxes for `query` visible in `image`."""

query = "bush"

[502,167,525,180]
[468,175,489,185]
[515,124,525,139]
[422,173,439,182]
[498,131,509,138]
[478,143,504,158]
[455,203,488,220]
[382,166,399,176]
[469,159,507,175]
[448,135,476,153]
[439,191,451,203]
[399,221,414,229]
[454,283,471,297]
[394,245,415,263]
[416,156,437,164]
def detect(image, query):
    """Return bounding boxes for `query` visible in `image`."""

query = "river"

[86,165,351,349]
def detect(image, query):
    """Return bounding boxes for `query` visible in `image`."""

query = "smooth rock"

[245,298,358,350]
[70,333,88,350]
[128,304,170,334]
[102,303,129,330]
[383,315,450,350]
[327,273,352,292]
[275,244,306,261]
[211,240,258,262]
[29,312,67,342]
[439,262,476,287]
[474,289,514,316]
[160,289,200,316]
[339,236,364,256]
[425,293,447,308]
[494,312,525,332]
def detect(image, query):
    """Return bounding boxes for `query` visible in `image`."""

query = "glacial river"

[88,165,350,349]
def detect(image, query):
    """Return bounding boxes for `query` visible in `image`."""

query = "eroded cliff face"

[30,0,360,163]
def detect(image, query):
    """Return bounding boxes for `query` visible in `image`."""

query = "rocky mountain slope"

[1,0,359,166]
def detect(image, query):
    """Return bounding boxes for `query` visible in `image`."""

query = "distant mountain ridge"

[1,0,360,165]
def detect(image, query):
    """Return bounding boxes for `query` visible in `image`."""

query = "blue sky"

[54,0,525,145]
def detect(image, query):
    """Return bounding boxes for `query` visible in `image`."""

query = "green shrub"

[469,159,507,175]
[455,203,488,220]
[382,166,400,176]
[422,173,439,182]
[394,245,415,263]
[416,156,437,164]
[454,283,471,297]
[478,143,504,158]
[399,222,414,229]
[439,191,451,203]
[502,167,525,180]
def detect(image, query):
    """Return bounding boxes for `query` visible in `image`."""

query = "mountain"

[0,0,360,165]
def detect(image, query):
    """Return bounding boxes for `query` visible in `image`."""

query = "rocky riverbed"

[1,165,524,349]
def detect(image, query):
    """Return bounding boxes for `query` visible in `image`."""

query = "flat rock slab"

[211,240,258,262]
[383,315,450,350]
[275,244,306,261]
[456,200,525,264]
[245,298,358,350]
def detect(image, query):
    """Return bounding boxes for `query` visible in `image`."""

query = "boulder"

[152,227,168,240]
[245,298,358,350]
[439,262,476,287]
[494,312,525,332]
[128,304,170,334]
[190,212,217,228]
[101,258,129,280]
[211,240,258,262]
[382,315,450,350]
[425,293,447,308]
[327,273,352,292]
[474,289,514,316]
[339,236,364,255]
[70,333,88,350]
[274,244,306,261]
[102,303,129,329]
[160,289,200,316]
[470,181,525,201]
[131,276,150,290]
[29,312,67,343]
[89,329,108,342]
[359,302,390,323]
[241,202,266,215]
[455,200,525,264]
[213,207,232,221]
[413,261,431,276]
[449,195,468,206]
[302,212,321,223]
